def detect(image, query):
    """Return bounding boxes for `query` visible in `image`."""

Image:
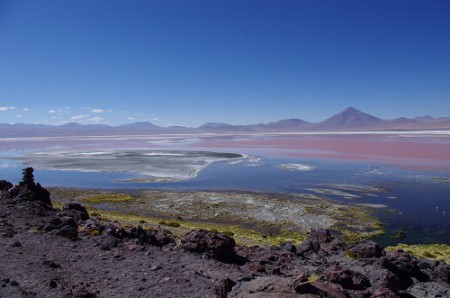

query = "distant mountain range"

[1,107,450,137]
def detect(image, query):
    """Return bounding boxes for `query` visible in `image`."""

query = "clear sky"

[0,0,449,127]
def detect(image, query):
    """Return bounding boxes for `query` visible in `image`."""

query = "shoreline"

[1,172,449,297]
[48,186,385,246]
[2,131,450,172]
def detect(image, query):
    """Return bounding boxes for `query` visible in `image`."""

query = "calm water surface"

[1,150,450,246]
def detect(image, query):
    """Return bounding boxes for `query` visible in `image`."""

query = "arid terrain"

[1,172,449,297]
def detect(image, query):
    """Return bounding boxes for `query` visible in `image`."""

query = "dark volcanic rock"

[309,228,334,244]
[294,281,347,298]
[383,250,420,277]
[363,287,400,298]
[100,235,119,250]
[104,222,128,239]
[382,250,429,289]
[45,216,78,240]
[249,263,266,274]
[406,281,450,298]
[347,240,385,259]
[214,278,236,298]
[70,283,97,298]
[14,183,52,209]
[367,269,400,292]
[297,239,314,255]
[433,262,450,283]
[232,277,297,297]
[15,174,52,207]
[324,266,371,290]
[280,242,297,254]
[181,229,236,262]
[80,218,104,236]
[2,168,53,209]
[0,219,16,237]
[297,229,345,256]
[11,241,22,247]
[0,180,13,191]
[152,228,175,247]
[128,226,175,247]
[128,226,149,243]
[63,203,90,221]
[32,183,52,207]
[42,259,61,269]
[26,200,53,216]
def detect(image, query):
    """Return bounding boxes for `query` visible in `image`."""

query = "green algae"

[49,188,135,204]
[80,193,135,204]
[386,243,450,264]
[81,206,304,246]
[330,205,385,243]
[49,187,384,246]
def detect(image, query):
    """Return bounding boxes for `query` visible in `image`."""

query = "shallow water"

[2,133,450,246]
[1,149,449,246]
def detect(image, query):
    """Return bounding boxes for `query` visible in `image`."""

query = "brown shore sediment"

[48,187,385,246]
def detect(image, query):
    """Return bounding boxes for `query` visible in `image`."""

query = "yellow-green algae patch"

[79,193,135,204]
[331,205,384,242]
[49,188,135,204]
[77,206,305,247]
[48,187,384,246]
[51,197,303,246]
[386,243,450,264]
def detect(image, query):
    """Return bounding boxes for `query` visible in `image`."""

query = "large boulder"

[214,278,236,298]
[294,280,347,298]
[152,228,175,247]
[63,203,89,221]
[99,235,119,250]
[324,266,371,290]
[309,228,334,244]
[128,226,175,247]
[383,250,427,277]
[0,180,13,191]
[297,239,314,255]
[366,269,400,292]
[79,218,104,236]
[232,277,298,298]
[432,262,450,283]
[44,216,78,240]
[26,200,53,216]
[415,259,450,284]
[297,229,345,256]
[382,250,428,289]
[181,229,236,262]
[280,242,297,254]
[32,183,52,207]
[406,282,450,298]
[20,186,52,207]
[104,222,128,239]
[347,240,385,259]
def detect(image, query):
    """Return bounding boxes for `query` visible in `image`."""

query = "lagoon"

[1,133,450,246]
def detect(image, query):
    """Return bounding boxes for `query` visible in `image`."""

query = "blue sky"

[0,0,449,127]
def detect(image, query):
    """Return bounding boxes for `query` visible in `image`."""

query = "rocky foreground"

[1,170,449,297]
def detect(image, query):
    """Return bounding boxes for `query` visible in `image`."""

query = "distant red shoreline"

[1,133,450,172]
[191,134,450,171]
